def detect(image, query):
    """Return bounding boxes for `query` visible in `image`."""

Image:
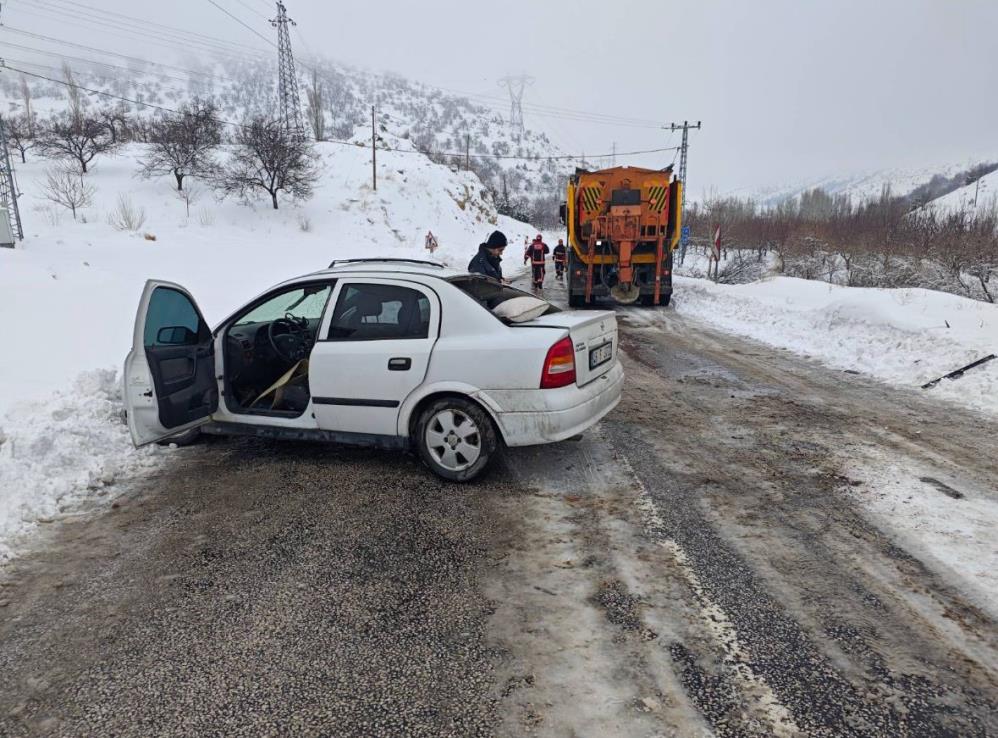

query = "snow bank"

[670,276,998,416]
[843,451,998,620]
[0,143,535,414]
[0,142,540,560]
[0,370,164,561]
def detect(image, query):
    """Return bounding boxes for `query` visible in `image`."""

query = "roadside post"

[680,225,690,264]
[711,224,722,281]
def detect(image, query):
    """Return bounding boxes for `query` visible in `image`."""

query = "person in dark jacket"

[552,238,568,279]
[468,230,508,282]
[524,234,549,289]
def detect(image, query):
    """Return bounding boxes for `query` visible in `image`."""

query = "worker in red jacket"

[524,234,550,289]
[552,238,568,280]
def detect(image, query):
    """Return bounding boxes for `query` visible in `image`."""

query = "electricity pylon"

[271,1,306,140]
[497,74,534,135]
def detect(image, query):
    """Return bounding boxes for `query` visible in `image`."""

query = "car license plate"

[589,341,613,370]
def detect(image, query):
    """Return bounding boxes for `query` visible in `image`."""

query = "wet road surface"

[1,273,996,736]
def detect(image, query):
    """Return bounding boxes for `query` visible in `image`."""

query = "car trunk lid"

[515,310,618,387]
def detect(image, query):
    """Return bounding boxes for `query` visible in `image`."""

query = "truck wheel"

[568,291,586,308]
[415,398,498,482]
[640,293,672,307]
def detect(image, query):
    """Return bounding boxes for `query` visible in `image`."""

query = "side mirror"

[559,202,567,225]
[157,325,198,346]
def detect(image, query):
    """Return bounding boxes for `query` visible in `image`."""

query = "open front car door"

[123,280,218,446]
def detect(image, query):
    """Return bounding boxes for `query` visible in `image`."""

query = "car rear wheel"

[415,398,498,482]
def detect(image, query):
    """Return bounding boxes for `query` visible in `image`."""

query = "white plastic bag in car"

[492,295,550,323]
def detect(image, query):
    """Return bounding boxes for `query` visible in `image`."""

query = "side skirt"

[202,421,409,451]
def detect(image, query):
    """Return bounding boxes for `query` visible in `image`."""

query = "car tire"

[156,427,203,447]
[415,397,498,482]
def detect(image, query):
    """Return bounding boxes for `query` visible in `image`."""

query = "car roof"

[302,258,467,281]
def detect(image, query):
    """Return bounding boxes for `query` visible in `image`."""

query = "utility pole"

[371,105,377,192]
[666,120,701,211]
[497,74,534,135]
[271,1,306,140]
[0,116,24,245]
[465,133,470,171]
[611,141,616,167]
[666,120,701,263]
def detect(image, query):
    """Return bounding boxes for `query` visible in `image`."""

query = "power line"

[0,42,205,89]
[7,8,272,69]
[0,26,236,80]
[3,62,680,165]
[205,0,276,49]
[15,0,270,59]
[22,0,268,54]
[230,0,270,21]
[7,5,661,131]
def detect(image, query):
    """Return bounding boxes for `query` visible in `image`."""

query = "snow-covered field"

[0,142,537,559]
[658,275,998,417]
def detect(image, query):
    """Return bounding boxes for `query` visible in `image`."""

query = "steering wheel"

[268,315,309,363]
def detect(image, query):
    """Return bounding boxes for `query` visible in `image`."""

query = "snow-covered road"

[1,276,996,737]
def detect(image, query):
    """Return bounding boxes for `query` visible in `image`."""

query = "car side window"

[144,287,204,347]
[327,283,431,341]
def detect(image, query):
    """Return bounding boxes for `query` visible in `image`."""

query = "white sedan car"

[124,259,623,481]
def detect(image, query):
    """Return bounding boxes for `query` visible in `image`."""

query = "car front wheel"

[415,398,498,482]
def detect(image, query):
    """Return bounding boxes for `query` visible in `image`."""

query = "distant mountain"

[752,155,998,212]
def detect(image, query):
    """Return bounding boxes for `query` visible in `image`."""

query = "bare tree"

[305,69,325,141]
[220,117,320,210]
[98,105,132,144]
[19,77,35,135]
[41,166,95,221]
[62,62,84,123]
[4,115,35,163]
[138,98,222,191]
[175,183,203,219]
[36,113,121,174]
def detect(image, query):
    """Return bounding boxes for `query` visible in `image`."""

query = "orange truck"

[560,165,682,307]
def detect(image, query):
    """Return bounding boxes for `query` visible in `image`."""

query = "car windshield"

[449,276,560,320]
[233,285,331,326]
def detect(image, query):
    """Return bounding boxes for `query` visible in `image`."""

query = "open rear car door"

[123,280,218,446]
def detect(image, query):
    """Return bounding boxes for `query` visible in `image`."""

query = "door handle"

[388,357,412,371]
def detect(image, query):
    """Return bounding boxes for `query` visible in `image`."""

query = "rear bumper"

[477,362,624,446]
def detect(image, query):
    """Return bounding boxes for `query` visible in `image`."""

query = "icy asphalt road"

[1,275,997,737]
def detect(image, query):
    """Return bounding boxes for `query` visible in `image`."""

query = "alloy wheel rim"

[425,409,482,472]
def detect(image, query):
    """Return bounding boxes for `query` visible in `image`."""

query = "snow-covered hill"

[920,168,998,215]
[0,53,573,222]
[752,154,998,210]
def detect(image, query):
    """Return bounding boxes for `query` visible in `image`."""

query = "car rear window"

[449,276,560,321]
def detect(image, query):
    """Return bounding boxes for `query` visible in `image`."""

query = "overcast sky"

[6,0,996,194]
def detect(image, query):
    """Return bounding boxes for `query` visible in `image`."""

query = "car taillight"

[540,336,576,389]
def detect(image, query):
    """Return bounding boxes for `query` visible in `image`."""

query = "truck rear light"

[540,336,576,389]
